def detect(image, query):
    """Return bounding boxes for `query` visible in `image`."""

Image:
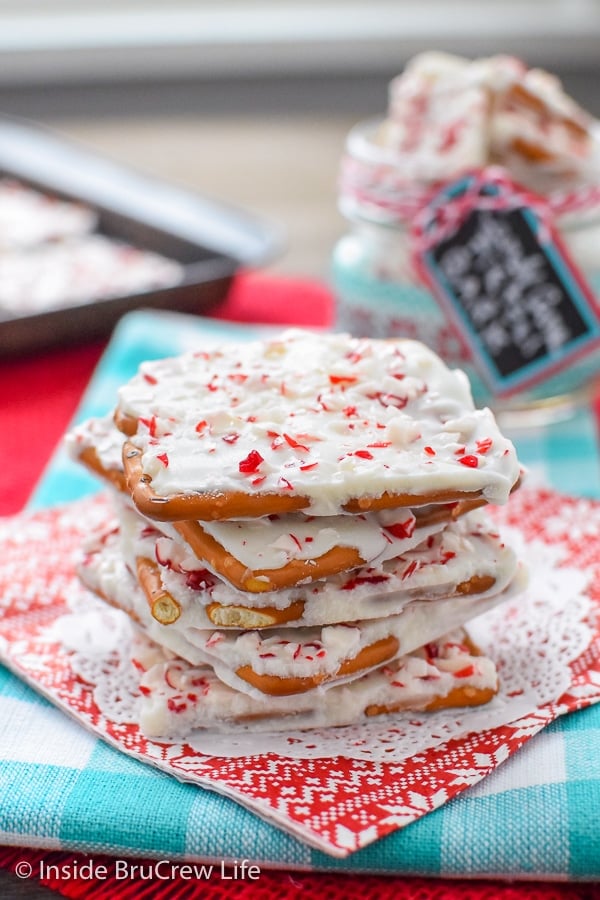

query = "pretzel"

[135,556,181,625]
[67,416,502,600]
[197,585,511,698]
[78,446,128,494]
[383,52,594,189]
[130,548,499,631]
[365,682,497,717]
[77,518,520,699]
[67,414,503,597]
[119,509,517,629]
[65,414,126,493]
[133,628,498,736]
[363,631,493,715]
[114,330,520,522]
[235,635,401,696]
[149,548,498,631]
[135,551,306,628]
[114,505,518,629]
[171,506,444,593]
[123,438,496,522]
[162,493,514,599]
[492,76,592,171]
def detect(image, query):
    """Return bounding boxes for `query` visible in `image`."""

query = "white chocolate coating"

[382,52,595,191]
[0,233,183,314]
[78,518,522,697]
[133,629,497,736]
[160,505,446,575]
[383,52,492,181]
[66,414,457,576]
[0,178,97,250]
[65,414,125,473]
[189,580,519,696]
[113,502,518,626]
[117,330,520,514]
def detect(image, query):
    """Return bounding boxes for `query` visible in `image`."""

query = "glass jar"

[332,119,600,421]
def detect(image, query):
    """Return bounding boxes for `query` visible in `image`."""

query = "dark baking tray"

[0,116,282,357]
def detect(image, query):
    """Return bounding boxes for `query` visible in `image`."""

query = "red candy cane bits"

[238,450,264,474]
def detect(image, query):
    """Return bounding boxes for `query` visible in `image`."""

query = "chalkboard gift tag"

[412,167,600,397]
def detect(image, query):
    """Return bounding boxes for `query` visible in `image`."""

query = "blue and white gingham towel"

[1,310,599,878]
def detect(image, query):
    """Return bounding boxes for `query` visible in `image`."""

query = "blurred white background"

[0,0,598,277]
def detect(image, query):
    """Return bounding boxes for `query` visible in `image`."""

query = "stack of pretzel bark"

[67,329,523,737]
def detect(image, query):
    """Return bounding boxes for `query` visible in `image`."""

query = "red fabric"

[0,341,106,515]
[0,847,597,900]
[0,272,596,898]
[214,269,334,327]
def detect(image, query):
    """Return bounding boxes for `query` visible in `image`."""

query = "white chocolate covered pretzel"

[133,628,498,736]
[109,502,517,629]
[67,414,493,593]
[115,330,520,520]
[78,519,522,698]
[383,52,595,190]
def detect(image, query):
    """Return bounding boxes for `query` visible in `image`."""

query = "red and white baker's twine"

[339,152,600,230]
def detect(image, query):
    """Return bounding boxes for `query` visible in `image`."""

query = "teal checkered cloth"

[2,310,599,878]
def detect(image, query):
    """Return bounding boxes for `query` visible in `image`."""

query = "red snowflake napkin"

[0,486,599,857]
